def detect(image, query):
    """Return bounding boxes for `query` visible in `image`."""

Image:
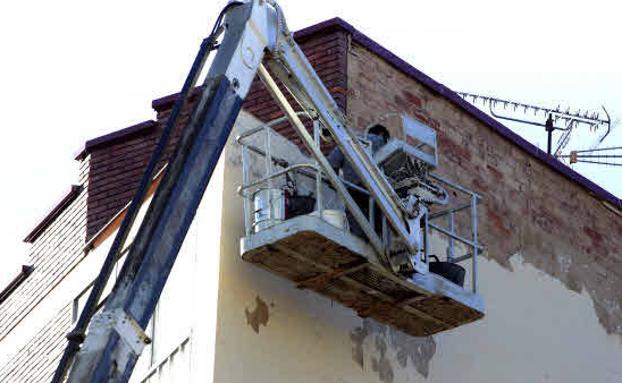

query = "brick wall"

[85,28,348,239]
[0,158,89,340]
[4,17,621,382]
[346,41,622,334]
[0,28,348,374]
[85,120,184,239]
[242,29,348,151]
[0,304,72,383]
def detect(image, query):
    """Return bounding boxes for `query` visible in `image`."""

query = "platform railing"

[237,117,380,239]
[427,173,483,293]
[237,118,482,294]
[237,115,330,236]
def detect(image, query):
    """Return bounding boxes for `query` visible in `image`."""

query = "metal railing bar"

[241,145,252,236]
[447,210,455,261]
[471,194,478,293]
[450,248,484,264]
[239,141,371,196]
[236,112,311,142]
[313,120,323,218]
[237,163,319,196]
[429,173,481,198]
[429,222,483,250]
[429,202,480,220]
[241,143,290,168]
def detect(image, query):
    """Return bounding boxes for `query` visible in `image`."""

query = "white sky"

[0,0,620,286]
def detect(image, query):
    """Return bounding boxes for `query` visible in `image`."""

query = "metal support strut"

[51,25,224,383]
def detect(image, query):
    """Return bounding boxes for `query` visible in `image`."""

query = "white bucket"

[311,209,346,230]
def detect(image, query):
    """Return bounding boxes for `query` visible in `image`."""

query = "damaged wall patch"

[245,295,270,334]
[350,319,436,380]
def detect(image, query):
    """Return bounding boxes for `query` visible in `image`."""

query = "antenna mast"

[458,92,612,157]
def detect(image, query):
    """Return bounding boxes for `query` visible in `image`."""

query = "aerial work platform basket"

[237,116,484,336]
[241,215,483,336]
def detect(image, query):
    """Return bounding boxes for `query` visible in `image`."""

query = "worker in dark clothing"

[328,124,390,238]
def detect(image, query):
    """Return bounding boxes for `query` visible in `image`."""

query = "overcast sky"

[0,0,620,286]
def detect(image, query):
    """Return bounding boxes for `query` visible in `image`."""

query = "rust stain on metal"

[245,295,270,334]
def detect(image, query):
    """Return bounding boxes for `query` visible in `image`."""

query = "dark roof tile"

[24,185,83,243]
[75,120,157,160]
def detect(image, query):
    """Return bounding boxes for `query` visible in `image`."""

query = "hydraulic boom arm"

[53,1,420,382]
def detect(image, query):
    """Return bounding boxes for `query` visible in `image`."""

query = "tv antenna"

[558,146,622,167]
[457,92,613,157]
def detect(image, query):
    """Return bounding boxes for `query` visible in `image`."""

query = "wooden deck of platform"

[240,215,484,336]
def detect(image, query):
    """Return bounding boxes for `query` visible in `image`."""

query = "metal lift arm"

[261,2,415,254]
[54,1,416,382]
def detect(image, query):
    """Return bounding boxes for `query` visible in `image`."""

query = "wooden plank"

[296,260,367,289]
[241,223,484,336]
[395,294,428,308]
[274,244,453,333]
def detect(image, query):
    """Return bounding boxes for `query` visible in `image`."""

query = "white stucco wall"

[4,110,620,383]
[209,112,622,383]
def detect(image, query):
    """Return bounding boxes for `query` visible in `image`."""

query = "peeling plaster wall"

[430,255,622,383]
[347,43,622,335]
[4,22,620,383]
[338,255,622,383]
[208,106,622,381]
[346,41,622,336]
